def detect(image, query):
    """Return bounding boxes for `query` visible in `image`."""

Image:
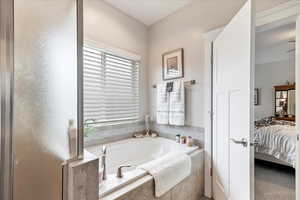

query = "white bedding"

[254,125,297,166]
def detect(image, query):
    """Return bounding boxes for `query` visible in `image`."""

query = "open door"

[296,15,300,200]
[212,1,255,200]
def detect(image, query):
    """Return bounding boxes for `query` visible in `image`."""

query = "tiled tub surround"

[68,151,99,200]
[85,137,203,199]
[102,150,203,200]
[84,121,145,146]
[151,122,205,147]
[84,121,205,148]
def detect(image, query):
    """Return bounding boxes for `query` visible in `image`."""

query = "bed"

[254,124,297,167]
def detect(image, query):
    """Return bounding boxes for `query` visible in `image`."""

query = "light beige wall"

[84,0,149,118]
[147,0,246,127]
[255,59,295,120]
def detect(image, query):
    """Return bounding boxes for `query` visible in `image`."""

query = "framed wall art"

[254,88,259,106]
[162,48,184,80]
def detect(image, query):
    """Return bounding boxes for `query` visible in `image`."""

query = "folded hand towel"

[137,152,191,197]
[169,80,185,126]
[156,83,169,124]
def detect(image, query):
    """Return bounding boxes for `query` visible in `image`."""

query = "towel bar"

[152,80,196,89]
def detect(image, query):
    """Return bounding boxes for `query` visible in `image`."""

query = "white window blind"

[83,45,140,126]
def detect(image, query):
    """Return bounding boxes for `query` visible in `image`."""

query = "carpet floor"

[255,159,295,200]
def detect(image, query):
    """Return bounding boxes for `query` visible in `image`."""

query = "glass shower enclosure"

[0,0,83,199]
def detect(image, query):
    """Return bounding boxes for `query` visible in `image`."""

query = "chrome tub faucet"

[117,165,131,178]
[101,145,107,180]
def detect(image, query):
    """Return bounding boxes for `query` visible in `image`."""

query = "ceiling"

[103,0,194,25]
[256,23,296,51]
[103,0,290,26]
[256,23,296,64]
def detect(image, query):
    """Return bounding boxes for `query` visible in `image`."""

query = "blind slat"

[85,117,139,124]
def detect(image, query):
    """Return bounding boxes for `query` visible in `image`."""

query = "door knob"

[230,138,248,147]
[250,140,260,146]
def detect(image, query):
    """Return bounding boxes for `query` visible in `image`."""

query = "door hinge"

[210,168,213,177]
[297,134,299,141]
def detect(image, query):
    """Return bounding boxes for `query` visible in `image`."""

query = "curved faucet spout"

[102,145,107,154]
[101,145,107,180]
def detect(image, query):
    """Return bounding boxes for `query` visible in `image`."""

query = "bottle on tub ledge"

[180,136,186,144]
[175,134,181,143]
[145,115,151,137]
[186,136,194,147]
[68,119,77,159]
[177,135,194,147]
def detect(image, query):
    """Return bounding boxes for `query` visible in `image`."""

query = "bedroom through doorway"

[254,22,296,200]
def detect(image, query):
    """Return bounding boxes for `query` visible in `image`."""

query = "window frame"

[83,40,141,127]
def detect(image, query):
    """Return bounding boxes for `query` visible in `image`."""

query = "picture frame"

[254,88,259,106]
[162,48,184,80]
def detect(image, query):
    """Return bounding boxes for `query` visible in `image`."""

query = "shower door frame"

[0,0,85,199]
[0,0,14,199]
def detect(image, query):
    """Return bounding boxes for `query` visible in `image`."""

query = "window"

[83,44,140,126]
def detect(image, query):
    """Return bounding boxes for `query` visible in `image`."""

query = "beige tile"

[115,180,154,200]
[70,157,99,200]
[170,177,191,200]
[158,192,171,200]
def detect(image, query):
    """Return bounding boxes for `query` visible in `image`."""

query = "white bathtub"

[85,137,199,197]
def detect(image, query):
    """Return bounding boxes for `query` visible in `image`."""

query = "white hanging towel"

[137,152,191,197]
[169,80,185,126]
[156,83,169,124]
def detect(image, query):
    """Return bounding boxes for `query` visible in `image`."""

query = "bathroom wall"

[83,0,148,143]
[83,0,289,145]
[255,59,295,120]
[147,0,246,141]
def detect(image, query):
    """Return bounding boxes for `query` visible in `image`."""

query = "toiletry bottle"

[145,115,151,136]
[176,135,181,143]
[180,136,186,144]
[68,119,77,159]
[187,136,194,147]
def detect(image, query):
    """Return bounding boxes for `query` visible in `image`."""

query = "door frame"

[203,1,300,198]
[0,0,14,199]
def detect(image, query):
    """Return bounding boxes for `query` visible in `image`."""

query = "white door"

[212,1,254,200]
[296,15,300,200]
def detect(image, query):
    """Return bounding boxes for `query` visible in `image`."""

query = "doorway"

[206,1,300,200]
[254,22,296,200]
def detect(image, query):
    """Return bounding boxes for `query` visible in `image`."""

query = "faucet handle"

[117,165,131,178]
